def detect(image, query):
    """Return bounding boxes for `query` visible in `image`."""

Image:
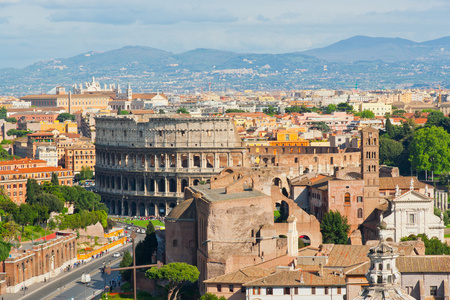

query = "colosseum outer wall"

[95,115,246,217]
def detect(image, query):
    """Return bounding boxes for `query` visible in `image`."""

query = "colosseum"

[95,114,246,217]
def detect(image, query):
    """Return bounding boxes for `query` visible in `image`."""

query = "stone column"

[154,154,159,171]
[165,154,169,170]
[155,203,159,217]
[214,153,219,170]
[143,174,147,195]
[228,153,233,167]
[201,153,206,169]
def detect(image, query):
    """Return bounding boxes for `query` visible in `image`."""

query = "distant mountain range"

[1,35,450,95]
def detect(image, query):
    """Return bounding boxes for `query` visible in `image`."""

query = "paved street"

[3,226,145,300]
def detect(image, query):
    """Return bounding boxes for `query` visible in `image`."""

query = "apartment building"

[64,143,95,173]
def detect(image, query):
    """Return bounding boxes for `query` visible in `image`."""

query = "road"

[5,225,145,300]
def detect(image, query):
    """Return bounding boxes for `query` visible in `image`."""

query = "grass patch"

[101,291,157,300]
[445,234,450,238]
[121,219,165,228]
[18,226,53,242]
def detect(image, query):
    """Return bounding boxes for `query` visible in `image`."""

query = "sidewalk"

[1,242,130,300]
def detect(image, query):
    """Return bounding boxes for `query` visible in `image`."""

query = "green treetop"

[146,262,200,300]
[320,210,350,244]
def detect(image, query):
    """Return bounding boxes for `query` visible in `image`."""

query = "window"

[337,287,342,294]
[284,287,290,295]
[124,130,127,137]
[294,287,298,295]
[253,287,260,295]
[357,208,363,218]
[139,131,143,138]
[430,286,437,296]
[217,285,222,292]
[311,287,316,295]
[387,275,392,283]
[345,193,351,204]
[266,287,273,295]
[241,287,246,293]
[406,286,413,294]
[357,196,363,202]
[409,214,415,224]
[172,240,178,247]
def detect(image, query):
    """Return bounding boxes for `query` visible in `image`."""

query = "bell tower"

[361,127,380,219]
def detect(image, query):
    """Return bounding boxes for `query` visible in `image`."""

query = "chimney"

[319,263,323,277]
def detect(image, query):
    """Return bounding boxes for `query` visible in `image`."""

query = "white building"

[36,145,58,167]
[244,267,346,300]
[380,181,445,242]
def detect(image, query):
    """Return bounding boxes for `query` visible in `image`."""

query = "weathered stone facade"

[247,145,361,176]
[1,233,77,293]
[95,115,246,216]
[165,167,322,292]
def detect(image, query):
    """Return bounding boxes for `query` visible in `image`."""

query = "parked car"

[113,252,121,258]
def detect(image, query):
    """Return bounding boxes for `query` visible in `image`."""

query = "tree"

[320,210,350,244]
[425,111,445,127]
[40,193,64,213]
[0,107,7,119]
[32,204,49,225]
[385,118,394,138]
[311,121,330,132]
[263,106,277,116]
[56,113,75,122]
[0,241,11,262]
[117,107,122,115]
[199,293,227,300]
[136,222,158,265]
[336,103,353,112]
[176,108,190,114]
[324,104,337,114]
[145,262,200,300]
[409,126,450,178]
[6,129,32,138]
[25,178,39,204]
[120,251,133,283]
[354,110,375,119]
[51,172,59,186]
[401,234,450,255]
[13,203,37,234]
[5,117,17,123]
[225,109,245,113]
[159,109,165,114]
[379,137,403,165]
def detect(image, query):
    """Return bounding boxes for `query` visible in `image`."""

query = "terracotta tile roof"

[414,118,427,125]
[0,158,46,166]
[379,176,427,190]
[255,255,296,269]
[204,266,272,284]
[326,245,371,267]
[0,166,71,175]
[166,198,196,220]
[397,256,450,273]
[346,256,450,275]
[243,269,346,287]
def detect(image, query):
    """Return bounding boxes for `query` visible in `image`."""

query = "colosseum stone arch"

[95,114,246,217]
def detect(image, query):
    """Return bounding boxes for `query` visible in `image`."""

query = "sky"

[0,0,450,68]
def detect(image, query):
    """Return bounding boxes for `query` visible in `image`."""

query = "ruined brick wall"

[78,222,105,237]
[165,219,197,265]
[247,145,361,176]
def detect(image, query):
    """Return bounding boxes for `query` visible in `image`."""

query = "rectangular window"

[325,287,329,295]
[284,287,290,295]
[430,286,437,296]
[217,285,222,292]
[294,287,298,295]
[337,287,342,294]
[312,287,316,295]
[406,286,413,294]
[253,287,260,295]
[409,214,415,224]
[229,285,234,293]
[241,287,246,293]
[357,196,363,202]
[266,287,273,295]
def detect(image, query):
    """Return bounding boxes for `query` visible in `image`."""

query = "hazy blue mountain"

[301,35,433,62]
[2,35,450,95]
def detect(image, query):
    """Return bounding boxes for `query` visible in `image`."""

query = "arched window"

[345,193,351,204]
[357,208,363,218]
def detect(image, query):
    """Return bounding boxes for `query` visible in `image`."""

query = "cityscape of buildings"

[0,76,449,299]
